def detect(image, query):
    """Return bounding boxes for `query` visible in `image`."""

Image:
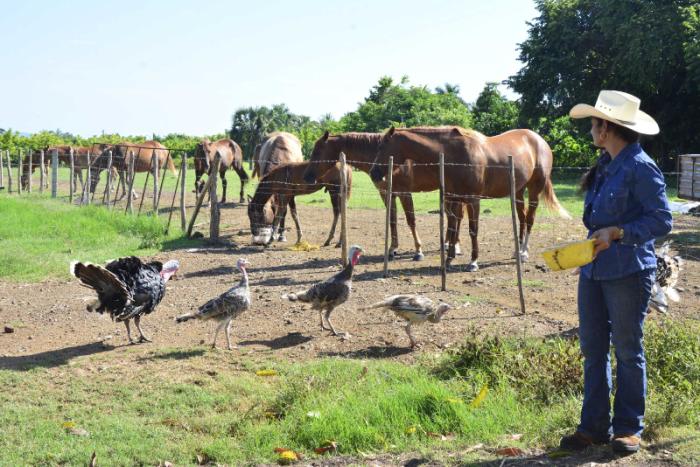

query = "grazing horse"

[370,126,570,271]
[248,161,351,246]
[254,132,304,241]
[89,141,175,199]
[303,131,455,260]
[194,138,249,204]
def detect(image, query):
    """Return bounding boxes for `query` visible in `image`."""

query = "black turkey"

[71,256,179,343]
[283,245,363,336]
[649,241,683,313]
[363,294,451,348]
[176,258,251,350]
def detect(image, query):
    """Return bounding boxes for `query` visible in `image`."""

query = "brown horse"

[303,131,453,261]
[248,161,351,246]
[369,126,570,271]
[89,141,175,198]
[194,139,249,204]
[254,132,304,241]
[20,145,114,192]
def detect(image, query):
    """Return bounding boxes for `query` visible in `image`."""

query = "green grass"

[0,195,185,281]
[1,320,697,465]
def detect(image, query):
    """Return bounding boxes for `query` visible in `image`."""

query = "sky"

[0,0,539,137]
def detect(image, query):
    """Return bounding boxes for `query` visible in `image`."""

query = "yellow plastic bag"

[542,239,595,271]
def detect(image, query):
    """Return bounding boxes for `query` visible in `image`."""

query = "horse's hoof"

[412,252,424,261]
[465,262,479,272]
[277,235,287,242]
[519,251,530,262]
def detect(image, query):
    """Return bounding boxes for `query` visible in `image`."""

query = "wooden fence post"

[209,153,222,241]
[27,150,33,193]
[39,150,45,194]
[339,152,348,266]
[157,152,170,209]
[439,153,447,291]
[5,151,11,193]
[51,150,58,198]
[180,152,188,231]
[17,150,22,194]
[509,155,526,315]
[83,153,92,205]
[187,165,215,238]
[152,152,159,215]
[166,154,184,234]
[137,157,152,216]
[125,151,136,214]
[0,149,4,189]
[69,149,75,203]
[102,150,113,206]
[383,156,394,277]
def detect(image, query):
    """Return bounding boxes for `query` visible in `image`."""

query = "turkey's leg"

[225,318,235,350]
[405,323,418,348]
[134,315,152,343]
[212,320,226,349]
[124,319,135,344]
[324,309,340,336]
[319,309,329,331]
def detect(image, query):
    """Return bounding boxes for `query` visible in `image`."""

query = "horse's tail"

[252,162,260,179]
[542,176,571,219]
[166,154,177,176]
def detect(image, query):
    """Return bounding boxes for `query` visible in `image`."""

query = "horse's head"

[303,131,336,184]
[369,127,396,182]
[247,192,275,245]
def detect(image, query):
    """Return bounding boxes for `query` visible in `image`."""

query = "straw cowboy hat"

[569,90,659,135]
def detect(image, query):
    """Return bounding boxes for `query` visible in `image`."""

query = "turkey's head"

[429,303,452,323]
[160,260,180,282]
[236,258,251,272]
[349,245,364,266]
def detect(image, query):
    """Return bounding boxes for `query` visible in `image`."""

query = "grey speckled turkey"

[363,294,451,348]
[71,256,180,344]
[282,245,363,336]
[649,241,683,313]
[176,258,251,350]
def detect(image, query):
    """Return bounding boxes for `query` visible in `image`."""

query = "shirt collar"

[605,142,641,176]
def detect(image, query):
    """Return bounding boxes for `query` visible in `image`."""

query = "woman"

[560,91,672,454]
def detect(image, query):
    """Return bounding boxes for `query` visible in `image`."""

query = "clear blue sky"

[0,0,538,137]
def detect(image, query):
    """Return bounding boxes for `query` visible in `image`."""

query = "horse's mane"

[330,132,382,153]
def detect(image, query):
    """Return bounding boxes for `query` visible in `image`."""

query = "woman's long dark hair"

[579,118,640,192]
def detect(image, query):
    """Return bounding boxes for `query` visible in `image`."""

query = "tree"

[509,0,700,168]
[472,82,520,136]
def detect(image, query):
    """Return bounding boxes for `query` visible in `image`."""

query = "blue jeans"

[577,269,655,439]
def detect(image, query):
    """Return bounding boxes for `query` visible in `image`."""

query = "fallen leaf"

[62,421,76,429]
[68,427,89,437]
[470,384,489,408]
[405,425,417,434]
[462,443,484,454]
[306,411,320,419]
[509,433,523,440]
[159,462,174,467]
[495,447,524,457]
[314,440,338,454]
[256,369,278,377]
[276,449,302,465]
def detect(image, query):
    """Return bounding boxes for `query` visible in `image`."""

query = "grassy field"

[0,322,697,465]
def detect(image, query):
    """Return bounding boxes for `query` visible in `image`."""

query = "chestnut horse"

[370,126,570,271]
[254,132,304,241]
[303,131,460,260]
[248,161,351,246]
[21,145,113,192]
[194,138,249,204]
[89,141,176,198]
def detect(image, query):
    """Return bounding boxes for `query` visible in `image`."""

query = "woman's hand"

[591,226,622,257]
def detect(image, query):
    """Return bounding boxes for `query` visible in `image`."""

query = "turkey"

[649,241,683,314]
[71,256,180,344]
[176,258,251,350]
[363,294,451,348]
[282,245,363,336]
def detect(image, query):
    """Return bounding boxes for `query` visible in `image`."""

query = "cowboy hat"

[569,90,659,135]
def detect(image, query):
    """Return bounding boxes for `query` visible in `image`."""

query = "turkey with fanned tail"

[283,245,363,337]
[176,258,251,350]
[71,256,179,344]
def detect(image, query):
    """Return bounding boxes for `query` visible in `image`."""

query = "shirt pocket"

[603,188,628,217]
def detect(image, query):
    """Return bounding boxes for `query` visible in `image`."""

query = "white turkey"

[176,258,251,350]
[282,245,363,336]
[71,256,180,344]
[649,241,683,314]
[363,294,451,348]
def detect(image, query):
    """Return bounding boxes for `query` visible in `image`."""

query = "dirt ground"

[1,200,698,361]
[1,200,698,466]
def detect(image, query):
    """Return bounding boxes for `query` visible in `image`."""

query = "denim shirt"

[581,143,672,280]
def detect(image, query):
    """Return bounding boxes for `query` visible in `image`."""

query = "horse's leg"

[266,198,284,246]
[324,190,340,247]
[445,199,463,268]
[514,188,527,259]
[288,197,303,244]
[276,194,288,242]
[235,166,248,203]
[220,170,227,204]
[398,194,423,261]
[465,199,480,272]
[521,185,542,262]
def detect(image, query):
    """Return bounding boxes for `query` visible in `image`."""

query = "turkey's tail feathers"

[175,312,198,323]
[360,299,393,311]
[70,260,130,312]
[282,291,310,302]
